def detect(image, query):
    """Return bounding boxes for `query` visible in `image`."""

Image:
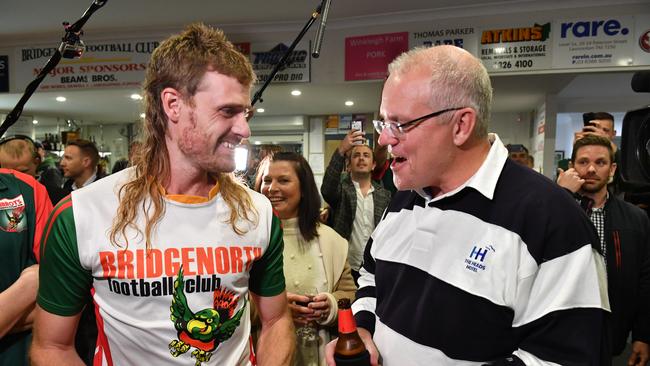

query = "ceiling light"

[256,108,265,113]
[345,100,354,106]
[130,93,143,100]
[55,96,66,102]
[32,120,38,125]
[291,90,301,96]
[254,141,262,145]
[140,113,145,118]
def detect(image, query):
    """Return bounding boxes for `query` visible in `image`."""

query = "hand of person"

[628,341,650,366]
[286,292,315,326]
[557,168,584,193]
[304,293,330,322]
[338,129,366,155]
[325,327,381,366]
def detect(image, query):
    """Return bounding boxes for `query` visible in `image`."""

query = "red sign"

[345,32,409,81]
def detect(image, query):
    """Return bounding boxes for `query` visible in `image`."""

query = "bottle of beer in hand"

[334,298,371,366]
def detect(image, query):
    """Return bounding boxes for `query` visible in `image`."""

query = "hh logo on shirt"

[464,245,495,273]
[0,195,27,233]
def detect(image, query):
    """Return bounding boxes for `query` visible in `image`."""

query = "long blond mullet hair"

[109,23,258,249]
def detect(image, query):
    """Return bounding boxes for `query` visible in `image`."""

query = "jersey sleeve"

[249,212,285,297]
[3,168,54,261]
[31,179,54,261]
[38,197,93,316]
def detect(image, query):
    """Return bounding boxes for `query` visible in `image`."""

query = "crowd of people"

[0,22,648,366]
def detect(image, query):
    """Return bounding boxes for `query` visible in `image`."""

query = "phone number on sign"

[497,60,534,69]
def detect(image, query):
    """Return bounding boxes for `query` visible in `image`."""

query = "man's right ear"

[161,87,182,123]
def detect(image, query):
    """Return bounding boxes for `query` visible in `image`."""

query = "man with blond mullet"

[31,23,294,366]
[326,45,611,365]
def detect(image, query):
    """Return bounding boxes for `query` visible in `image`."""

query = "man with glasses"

[326,45,610,365]
[32,23,294,366]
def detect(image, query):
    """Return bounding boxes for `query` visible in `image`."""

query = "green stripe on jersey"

[249,213,285,296]
[38,199,92,316]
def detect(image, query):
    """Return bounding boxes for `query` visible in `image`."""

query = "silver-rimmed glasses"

[372,107,465,137]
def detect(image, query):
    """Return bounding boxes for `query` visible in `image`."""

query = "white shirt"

[71,168,98,191]
[348,180,374,271]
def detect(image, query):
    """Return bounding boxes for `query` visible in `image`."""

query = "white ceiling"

[0,0,647,126]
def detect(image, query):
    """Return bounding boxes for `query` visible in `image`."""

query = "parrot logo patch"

[168,266,246,366]
[0,196,27,233]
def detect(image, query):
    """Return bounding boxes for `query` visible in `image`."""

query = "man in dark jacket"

[558,134,650,366]
[321,130,391,282]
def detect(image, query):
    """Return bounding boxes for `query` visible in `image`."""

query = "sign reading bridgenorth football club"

[479,22,553,72]
[409,26,478,56]
[15,40,160,91]
[235,41,311,84]
[552,16,636,69]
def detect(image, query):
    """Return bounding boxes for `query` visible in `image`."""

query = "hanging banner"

[15,39,160,91]
[552,16,636,69]
[0,55,8,92]
[237,41,311,83]
[479,22,553,72]
[345,32,409,81]
[409,26,478,55]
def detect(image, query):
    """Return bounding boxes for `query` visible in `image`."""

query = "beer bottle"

[334,298,371,366]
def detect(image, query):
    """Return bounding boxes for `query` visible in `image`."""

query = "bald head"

[0,139,39,176]
[387,45,492,138]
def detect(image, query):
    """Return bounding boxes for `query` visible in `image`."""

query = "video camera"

[620,71,650,192]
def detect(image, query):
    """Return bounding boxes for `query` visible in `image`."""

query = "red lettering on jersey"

[117,249,134,279]
[230,247,243,273]
[146,249,163,278]
[196,247,214,275]
[164,248,180,277]
[215,247,230,274]
[136,249,145,278]
[181,247,196,276]
[99,251,116,278]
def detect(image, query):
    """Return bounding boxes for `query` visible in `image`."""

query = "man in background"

[60,138,104,193]
[558,134,650,366]
[0,168,52,366]
[506,143,531,167]
[321,132,391,283]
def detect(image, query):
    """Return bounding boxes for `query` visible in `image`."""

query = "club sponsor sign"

[552,16,636,68]
[409,26,478,55]
[15,39,160,91]
[479,22,553,72]
[345,32,409,81]
[236,41,311,83]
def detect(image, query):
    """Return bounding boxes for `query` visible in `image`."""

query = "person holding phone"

[564,112,623,196]
[321,129,391,284]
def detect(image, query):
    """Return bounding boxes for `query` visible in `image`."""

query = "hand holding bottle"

[325,298,379,366]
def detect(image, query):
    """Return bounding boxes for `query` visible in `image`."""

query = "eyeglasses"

[372,107,465,137]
